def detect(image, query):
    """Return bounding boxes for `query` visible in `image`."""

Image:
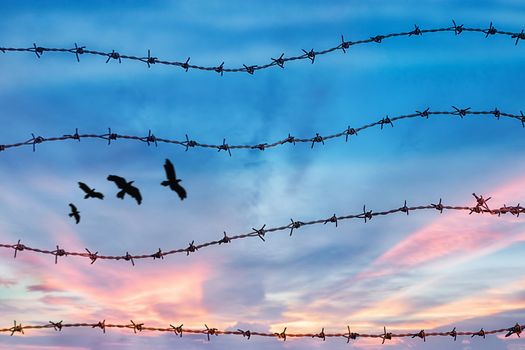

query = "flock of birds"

[68,159,186,224]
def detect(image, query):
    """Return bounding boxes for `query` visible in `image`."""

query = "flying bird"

[161,159,187,200]
[107,175,142,205]
[78,182,104,199]
[68,203,80,224]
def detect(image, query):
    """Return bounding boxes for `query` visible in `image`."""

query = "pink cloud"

[27,284,63,293]
[39,295,80,305]
[356,177,525,281]
[0,211,215,329]
[0,277,16,287]
[0,346,89,350]
[30,262,212,325]
[368,220,504,275]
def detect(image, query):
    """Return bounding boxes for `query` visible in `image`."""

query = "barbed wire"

[0,22,524,74]
[1,319,522,343]
[0,108,523,154]
[1,194,522,265]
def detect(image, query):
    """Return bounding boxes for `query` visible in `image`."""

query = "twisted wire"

[1,320,522,343]
[1,194,522,265]
[0,108,523,154]
[0,22,523,75]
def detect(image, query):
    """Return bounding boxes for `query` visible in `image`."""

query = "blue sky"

[0,1,524,349]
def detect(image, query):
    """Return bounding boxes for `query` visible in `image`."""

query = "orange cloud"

[415,277,525,323]
[4,220,212,327]
[25,260,212,326]
[266,176,525,336]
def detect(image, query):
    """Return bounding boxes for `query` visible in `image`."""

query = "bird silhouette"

[69,203,80,224]
[107,175,142,205]
[161,159,187,200]
[78,182,104,199]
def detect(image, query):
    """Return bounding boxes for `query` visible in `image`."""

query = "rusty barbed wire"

[0,108,523,154]
[0,194,522,265]
[0,319,522,344]
[0,22,524,74]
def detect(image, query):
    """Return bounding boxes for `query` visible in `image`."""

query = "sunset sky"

[1,1,524,349]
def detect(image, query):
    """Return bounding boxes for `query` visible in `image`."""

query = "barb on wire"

[85,248,98,264]
[181,57,190,72]
[185,241,197,256]
[432,198,444,213]
[238,329,251,339]
[412,329,426,342]
[400,200,410,215]
[1,194,523,266]
[505,323,523,338]
[361,205,373,223]
[513,30,525,45]
[93,320,106,333]
[124,251,135,266]
[312,328,326,341]
[472,328,486,339]
[452,20,464,35]
[1,320,522,344]
[449,327,457,341]
[324,214,338,227]
[289,219,304,236]
[380,116,393,129]
[129,320,144,334]
[1,108,523,155]
[484,22,497,37]
[204,324,218,341]
[73,43,84,62]
[9,321,23,336]
[452,106,471,118]
[275,327,287,341]
[381,326,392,344]
[409,24,422,36]
[271,53,285,68]
[218,232,231,244]
[170,324,183,337]
[1,22,523,74]
[344,325,359,343]
[217,138,231,156]
[252,225,267,242]
[30,133,43,152]
[152,248,163,260]
[345,126,357,141]
[49,321,63,332]
[52,245,67,264]
[311,133,324,148]
[143,130,157,147]
[13,239,24,258]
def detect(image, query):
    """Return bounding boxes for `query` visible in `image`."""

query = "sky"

[0,0,524,349]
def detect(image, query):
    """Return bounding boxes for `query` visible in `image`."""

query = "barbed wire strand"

[0,108,523,154]
[0,22,524,74]
[1,194,522,265]
[1,320,522,343]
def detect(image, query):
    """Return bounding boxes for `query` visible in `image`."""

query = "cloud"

[26,284,63,293]
[0,277,16,287]
[355,176,525,283]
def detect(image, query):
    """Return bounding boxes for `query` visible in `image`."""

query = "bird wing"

[93,191,104,199]
[174,183,187,200]
[107,175,127,189]
[164,159,177,182]
[128,185,142,205]
[78,182,91,193]
[69,203,77,212]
